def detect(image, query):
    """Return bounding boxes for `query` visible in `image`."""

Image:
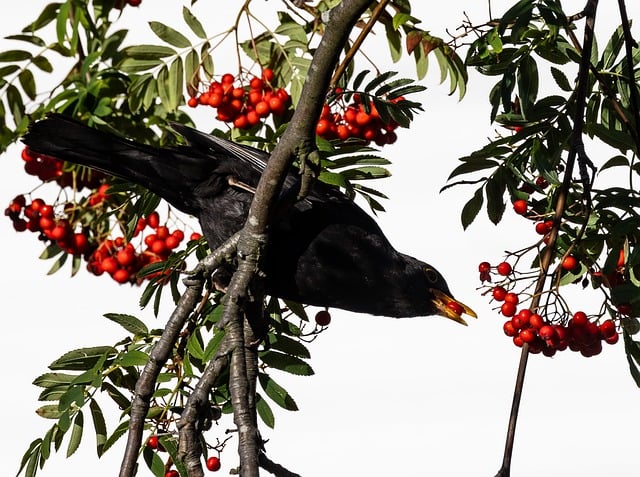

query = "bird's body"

[23,115,474,322]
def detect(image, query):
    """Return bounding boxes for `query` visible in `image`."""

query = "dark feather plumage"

[22,114,475,322]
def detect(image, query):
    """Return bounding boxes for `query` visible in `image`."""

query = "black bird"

[22,114,476,324]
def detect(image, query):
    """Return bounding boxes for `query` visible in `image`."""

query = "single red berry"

[538,325,556,340]
[605,333,619,345]
[599,319,617,339]
[316,119,331,136]
[249,76,264,91]
[561,255,578,271]
[165,235,181,250]
[190,232,202,241]
[478,261,491,273]
[513,336,524,347]
[151,239,168,255]
[446,301,464,316]
[233,115,249,129]
[503,321,517,337]
[147,211,160,229]
[535,176,549,189]
[519,328,536,343]
[572,311,588,327]
[156,225,170,239]
[512,199,528,215]
[512,309,531,329]
[206,456,221,472]
[315,310,331,326]
[101,256,119,275]
[492,286,507,301]
[504,293,519,305]
[112,268,130,284]
[261,68,274,82]
[187,97,198,108]
[255,101,271,118]
[148,435,159,450]
[165,471,179,477]
[221,73,235,84]
[116,249,136,267]
[501,302,517,317]
[496,261,512,276]
[529,313,544,330]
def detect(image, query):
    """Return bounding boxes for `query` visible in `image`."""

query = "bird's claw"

[295,141,321,200]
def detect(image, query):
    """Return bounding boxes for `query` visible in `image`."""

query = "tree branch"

[495,1,599,476]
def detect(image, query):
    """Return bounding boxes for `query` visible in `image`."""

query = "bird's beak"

[430,289,477,326]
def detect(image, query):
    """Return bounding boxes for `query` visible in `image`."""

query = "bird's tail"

[23,114,162,184]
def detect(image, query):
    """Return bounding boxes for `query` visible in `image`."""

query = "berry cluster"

[86,212,191,284]
[495,291,619,357]
[315,92,400,146]
[187,69,290,130]
[479,258,625,357]
[21,147,103,190]
[5,196,91,255]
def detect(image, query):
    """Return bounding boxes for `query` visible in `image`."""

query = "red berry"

[151,239,168,255]
[492,286,507,301]
[147,211,160,229]
[190,232,202,241]
[561,255,578,271]
[255,101,271,118]
[156,226,170,239]
[446,301,464,315]
[535,222,550,235]
[221,73,234,84]
[503,321,517,337]
[315,310,331,326]
[249,76,264,90]
[529,313,544,330]
[261,68,274,82]
[268,97,285,115]
[538,325,556,340]
[535,176,549,189]
[512,199,527,215]
[101,256,119,275]
[112,268,130,284]
[165,235,181,250]
[206,456,221,472]
[605,333,619,345]
[501,302,517,317]
[50,224,69,241]
[519,328,536,343]
[246,110,261,126]
[148,436,159,450]
[599,319,617,339]
[478,261,491,273]
[116,249,136,267]
[233,115,249,129]
[512,309,531,329]
[165,471,179,477]
[40,204,54,218]
[188,96,198,108]
[504,293,519,305]
[316,119,331,136]
[572,311,588,327]
[496,261,512,276]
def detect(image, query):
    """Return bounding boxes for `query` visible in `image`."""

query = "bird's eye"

[424,267,439,283]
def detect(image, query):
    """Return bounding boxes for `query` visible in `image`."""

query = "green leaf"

[341,166,391,181]
[203,330,226,362]
[600,155,629,172]
[50,346,115,371]
[66,411,83,457]
[461,187,484,230]
[550,66,572,92]
[259,373,298,411]
[485,174,506,225]
[36,404,63,419]
[259,351,314,376]
[183,6,207,39]
[23,2,61,32]
[117,349,149,367]
[149,21,191,48]
[143,443,166,477]
[187,331,205,360]
[18,69,36,100]
[58,385,84,412]
[89,399,107,456]
[448,158,499,179]
[516,55,538,116]
[268,335,311,359]
[122,44,177,60]
[33,372,76,388]
[103,313,149,336]
[0,49,32,62]
[256,393,275,428]
[166,56,184,111]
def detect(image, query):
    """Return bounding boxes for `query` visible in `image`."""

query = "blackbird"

[22,114,475,324]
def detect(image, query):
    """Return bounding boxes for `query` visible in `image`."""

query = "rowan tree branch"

[495,1,599,476]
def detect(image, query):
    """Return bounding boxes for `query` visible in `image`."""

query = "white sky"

[1,1,639,476]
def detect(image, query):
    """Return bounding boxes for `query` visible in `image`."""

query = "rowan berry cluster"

[315,91,400,146]
[86,211,189,284]
[6,147,199,285]
[187,69,290,130]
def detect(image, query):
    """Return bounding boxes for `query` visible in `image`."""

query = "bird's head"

[422,265,477,325]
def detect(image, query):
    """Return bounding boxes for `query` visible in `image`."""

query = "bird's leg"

[228,175,257,194]
[295,139,321,200]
